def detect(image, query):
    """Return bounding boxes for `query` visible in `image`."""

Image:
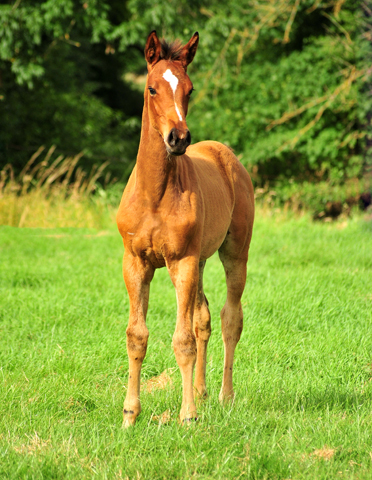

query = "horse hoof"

[195,393,208,406]
[195,388,208,400]
[200,391,208,400]
[219,391,235,405]
[122,409,137,428]
[182,416,198,426]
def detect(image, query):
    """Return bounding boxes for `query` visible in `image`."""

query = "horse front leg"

[168,256,199,423]
[122,251,154,427]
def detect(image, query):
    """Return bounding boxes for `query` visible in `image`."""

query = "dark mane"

[159,39,183,61]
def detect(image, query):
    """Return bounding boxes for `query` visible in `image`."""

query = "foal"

[117,31,254,426]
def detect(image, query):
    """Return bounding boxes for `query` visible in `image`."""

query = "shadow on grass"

[297,388,368,412]
[242,385,370,415]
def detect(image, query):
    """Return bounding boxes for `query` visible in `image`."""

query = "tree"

[1,0,371,184]
[0,0,141,178]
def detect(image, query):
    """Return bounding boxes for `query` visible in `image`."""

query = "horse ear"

[180,32,199,69]
[144,30,161,67]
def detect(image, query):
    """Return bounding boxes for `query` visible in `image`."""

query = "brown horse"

[116,31,254,426]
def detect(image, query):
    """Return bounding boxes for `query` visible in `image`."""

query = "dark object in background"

[324,201,343,218]
[360,192,372,210]
[313,191,372,220]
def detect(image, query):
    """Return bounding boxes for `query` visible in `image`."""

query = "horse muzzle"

[165,128,191,156]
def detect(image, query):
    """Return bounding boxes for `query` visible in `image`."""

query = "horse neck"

[135,101,177,205]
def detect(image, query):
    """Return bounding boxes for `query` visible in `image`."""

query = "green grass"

[1,213,372,479]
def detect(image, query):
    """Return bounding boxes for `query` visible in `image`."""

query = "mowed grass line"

[0,214,372,479]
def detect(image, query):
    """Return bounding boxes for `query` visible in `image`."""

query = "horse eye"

[148,87,156,96]
[188,88,194,96]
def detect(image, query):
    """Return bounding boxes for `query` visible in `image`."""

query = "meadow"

[1,210,372,479]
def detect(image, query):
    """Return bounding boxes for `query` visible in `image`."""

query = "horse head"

[144,31,199,156]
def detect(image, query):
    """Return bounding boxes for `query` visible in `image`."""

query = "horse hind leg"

[193,261,211,398]
[218,249,247,403]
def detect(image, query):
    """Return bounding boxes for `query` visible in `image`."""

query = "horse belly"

[188,149,235,259]
[199,191,233,260]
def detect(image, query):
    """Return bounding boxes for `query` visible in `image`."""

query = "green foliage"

[184,1,371,183]
[1,216,372,477]
[256,177,370,218]
[0,0,111,87]
[0,0,140,177]
[1,0,371,184]
[108,0,372,182]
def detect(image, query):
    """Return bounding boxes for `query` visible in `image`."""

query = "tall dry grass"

[1,146,370,229]
[0,146,115,229]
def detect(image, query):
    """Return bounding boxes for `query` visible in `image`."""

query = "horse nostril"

[167,128,178,147]
[166,128,190,153]
[185,130,191,146]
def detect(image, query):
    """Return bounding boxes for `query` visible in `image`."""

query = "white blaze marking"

[162,68,183,122]
[163,69,178,93]
[175,105,182,122]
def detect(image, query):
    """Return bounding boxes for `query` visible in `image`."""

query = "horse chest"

[118,203,197,266]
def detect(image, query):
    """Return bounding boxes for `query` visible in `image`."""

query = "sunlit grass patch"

[1,206,372,478]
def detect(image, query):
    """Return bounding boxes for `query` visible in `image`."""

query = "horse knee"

[126,324,149,361]
[173,329,196,365]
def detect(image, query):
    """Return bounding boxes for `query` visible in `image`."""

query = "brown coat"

[116,31,254,426]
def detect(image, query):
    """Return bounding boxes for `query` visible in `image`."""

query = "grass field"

[1,212,372,479]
